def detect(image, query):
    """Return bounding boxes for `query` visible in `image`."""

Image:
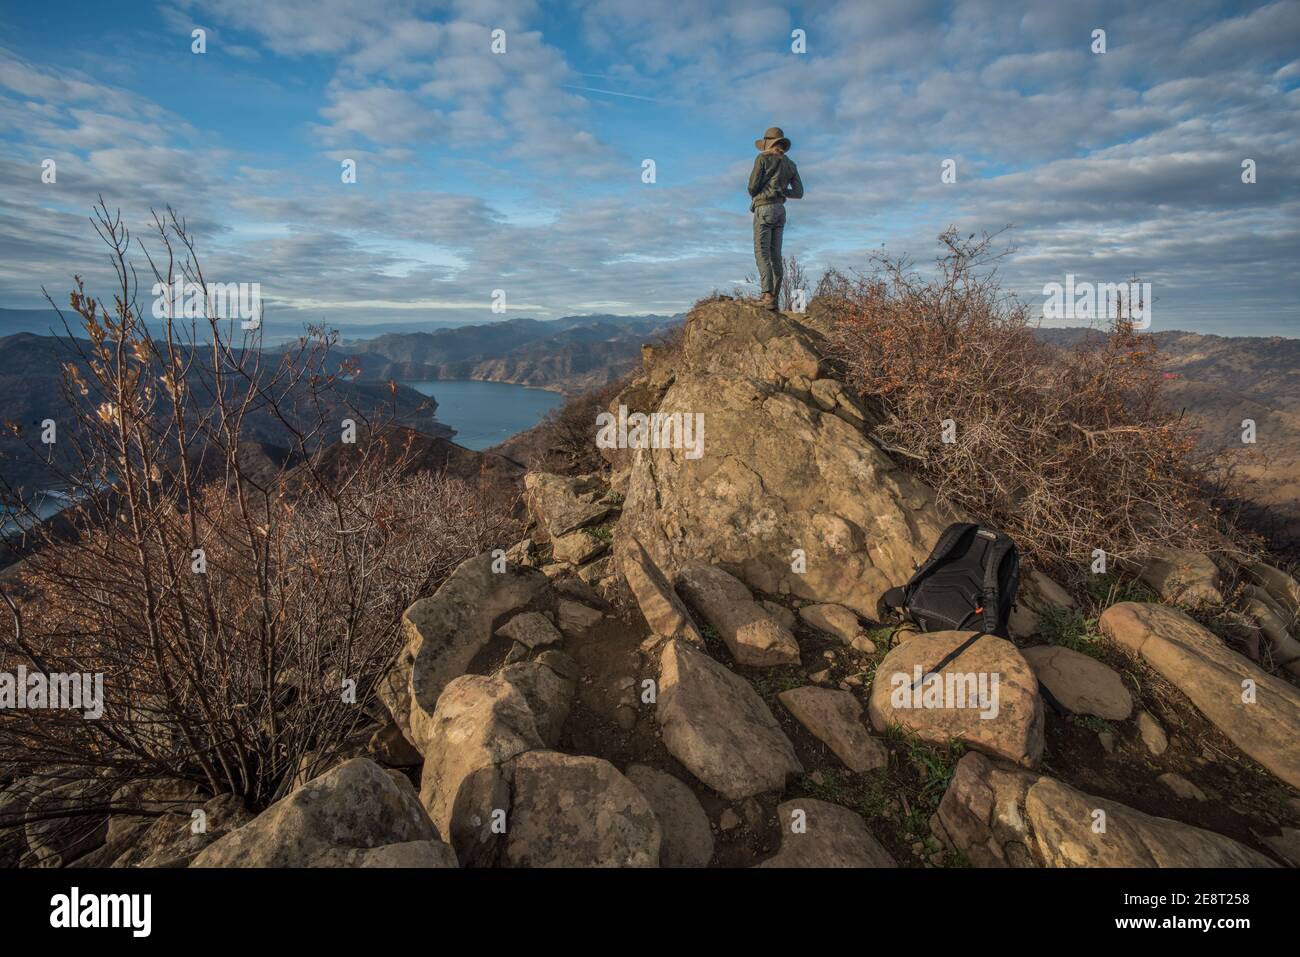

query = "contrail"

[564,84,656,102]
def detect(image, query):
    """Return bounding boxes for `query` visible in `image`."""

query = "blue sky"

[1,0,1298,335]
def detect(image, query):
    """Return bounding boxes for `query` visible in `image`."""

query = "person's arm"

[748,156,766,198]
[785,161,804,199]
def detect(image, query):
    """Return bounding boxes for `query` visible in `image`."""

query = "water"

[405,379,565,450]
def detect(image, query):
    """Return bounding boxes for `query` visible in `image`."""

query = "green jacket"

[748,152,804,212]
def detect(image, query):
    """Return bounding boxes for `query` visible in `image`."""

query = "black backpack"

[882,523,1020,638]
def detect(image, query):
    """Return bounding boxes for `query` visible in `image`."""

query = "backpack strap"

[906,630,987,691]
[979,530,1017,636]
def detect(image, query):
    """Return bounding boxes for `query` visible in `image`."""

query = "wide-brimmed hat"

[754,126,791,151]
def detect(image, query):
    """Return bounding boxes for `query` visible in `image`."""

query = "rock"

[551,529,609,565]
[850,635,878,654]
[575,555,614,583]
[867,630,1044,767]
[416,671,544,867]
[497,611,564,650]
[114,794,254,868]
[615,300,957,621]
[618,536,705,647]
[778,686,887,772]
[933,752,1274,867]
[379,553,550,751]
[1136,710,1168,756]
[555,599,604,639]
[656,639,803,799]
[1245,562,1300,619]
[1008,568,1078,639]
[623,765,714,868]
[341,840,460,868]
[24,778,109,867]
[799,603,863,643]
[676,563,801,666]
[192,758,452,868]
[525,472,613,538]
[1261,827,1300,866]
[719,808,742,831]
[504,752,660,867]
[1158,772,1207,801]
[106,778,203,846]
[368,723,424,767]
[757,799,896,867]
[1098,730,1116,753]
[1098,602,1300,789]
[760,600,797,631]
[1239,591,1300,675]
[1139,547,1224,606]
[1021,645,1133,720]
[497,659,576,747]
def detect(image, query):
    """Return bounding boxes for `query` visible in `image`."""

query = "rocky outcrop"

[778,686,887,772]
[1021,645,1133,720]
[757,798,896,868]
[504,752,661,867]
[656,639,802,799]
[525,472,613,539]
[867,630,1044,767]
[932,752,1273,867]
[192,758,456,868]
[379,552,550,751]
[1098,602,1300,789]
[615,300,956,620]
[113,794,253,868]
[676,563,801,666]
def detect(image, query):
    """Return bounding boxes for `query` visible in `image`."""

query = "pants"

[753,202,786,296]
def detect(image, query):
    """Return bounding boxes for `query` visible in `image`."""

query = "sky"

[0,0,1298,336]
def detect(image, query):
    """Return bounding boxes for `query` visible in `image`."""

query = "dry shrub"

[0,203,517,818]
[824,228,1246,573]
[532,378,627,475]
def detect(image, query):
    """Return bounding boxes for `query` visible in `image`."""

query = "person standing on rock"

[748,126,804,311]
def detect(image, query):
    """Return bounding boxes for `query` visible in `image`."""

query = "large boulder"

[676,563,801,666]
[778,686,887,772]
[932,752,1274,867]
[625,764,714,868]
[798,603,864,643]
[24,778,109,868]
[867,630,1044,767]
[615,300,957,621]
[504,752,661,868]
[1098,602,1300,789]
[379,553,551,751]
[656,639,803,799]
[416,659,574,868]
[757,799,896,868]
[191,758,455,868]
[1021,645,1133,720]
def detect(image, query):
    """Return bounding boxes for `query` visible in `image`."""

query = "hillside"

[6,296,1298,872]
[0,331,450,497]
[339,313,679,395]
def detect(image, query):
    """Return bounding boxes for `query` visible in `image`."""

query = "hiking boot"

[759,292,776,310]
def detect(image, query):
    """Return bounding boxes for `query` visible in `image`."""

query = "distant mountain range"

[335,313,681,395]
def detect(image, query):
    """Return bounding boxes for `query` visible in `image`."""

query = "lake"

[405,379,565,450]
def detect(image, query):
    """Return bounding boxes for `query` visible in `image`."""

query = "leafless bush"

[824,227,1251,575]
[780,255,808,312]
[0,202,517,821]
[532,379,627,475]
